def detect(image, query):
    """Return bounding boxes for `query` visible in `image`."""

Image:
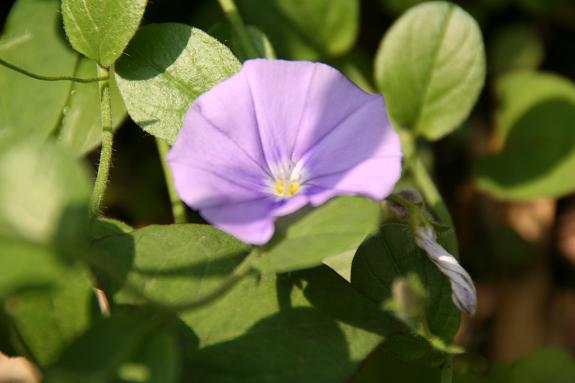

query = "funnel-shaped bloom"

[168,59,402,244]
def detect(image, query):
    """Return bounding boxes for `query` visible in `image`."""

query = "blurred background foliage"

[1,0,575,381]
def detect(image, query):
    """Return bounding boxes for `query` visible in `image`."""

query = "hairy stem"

[90,65,114,214]
[217,0,259,58]
[0,57,107,83]
[155,138,186,224]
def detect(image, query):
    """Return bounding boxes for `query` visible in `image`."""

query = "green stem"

[440,357,453,383]
[410,156,459,256]
[155,138,186,224]
[0,57,107,83]
[410,156,454,229]
[90,65,114,214]
[217,0,259,58]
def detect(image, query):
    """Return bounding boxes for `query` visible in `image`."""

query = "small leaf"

[255,197,381,274]
[375,2,485,140]
[61,0,148,67]
[236,0,359,60]
[115,24,241,144]
[210,23,276,61]
[475,72,575,199]
[351,221,460,358]
[58,58,127,156]
[0,0,78,138]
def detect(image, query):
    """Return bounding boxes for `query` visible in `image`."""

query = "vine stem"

[440,357,453,383]
[90,65,114,214]
[155,138,186,224]
[217,0,259,58]
[0,57,107,83]
[409,155,459,256]
[410,156,454,229]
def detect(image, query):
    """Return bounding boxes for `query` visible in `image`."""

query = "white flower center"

[268,160,305,199]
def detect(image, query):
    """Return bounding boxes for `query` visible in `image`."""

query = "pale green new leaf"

[61,0,148,67]
[115,24,241,144]
[375,1,485,140]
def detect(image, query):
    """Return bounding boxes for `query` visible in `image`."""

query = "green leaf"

[351,221,460,358]
[489,24,544,75]
[91,224,250,300]
[91,223,407,382]
[0,0,78,138]
[184,267,390,383]
[255,197,381,274]
[475,72,575,199]
[46,316,156,382]
[0,240,92,366]
[209,23,276,61]
[0,134,91,247]
[236,0,359,60]
[61,0,148,67]
[90,217,133,241]
[375,2,485,140]
[58,58,127,156]
[115,24,241,144]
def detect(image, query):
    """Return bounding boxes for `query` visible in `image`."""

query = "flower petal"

[243,59,316,165]
[290,63,378,160]
[201,199,276,245]
[168,106,269,194]
[169,164,263,210]
[307,155,402,205]
[299,95,401,178]
[191,68,267,167]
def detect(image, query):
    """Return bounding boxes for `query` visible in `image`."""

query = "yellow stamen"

[287,181,300,197]
[274,180,300,198]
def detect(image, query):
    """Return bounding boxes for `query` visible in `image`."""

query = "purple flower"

[168,59,402,244]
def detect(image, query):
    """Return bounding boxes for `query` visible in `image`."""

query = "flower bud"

[414,225,477,315]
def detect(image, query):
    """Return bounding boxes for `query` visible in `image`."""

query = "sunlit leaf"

[61,0,148,67]
[115,24,241,144]
[375,1,485,140]
[255,197,380,274]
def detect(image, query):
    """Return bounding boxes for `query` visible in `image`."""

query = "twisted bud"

[414,224,477,315]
